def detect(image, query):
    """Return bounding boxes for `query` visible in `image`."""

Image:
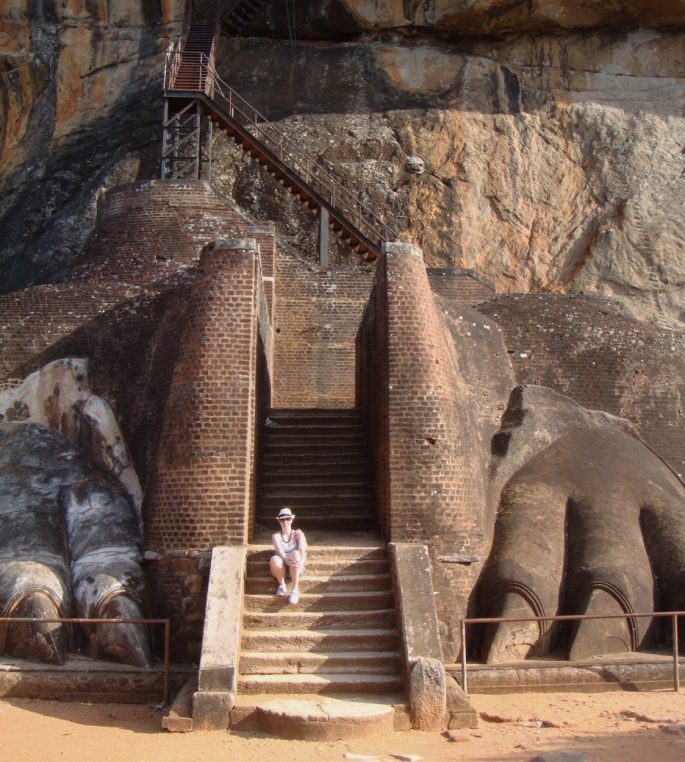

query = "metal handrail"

[164,49,400,250]
[460,611,683,694]
[0,615,171,704]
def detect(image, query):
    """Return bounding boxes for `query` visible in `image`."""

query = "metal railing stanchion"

[461,618,468,695]
[673,613,680,692]
[0,615,172,703]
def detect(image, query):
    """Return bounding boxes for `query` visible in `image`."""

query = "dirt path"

[2,690,685,761]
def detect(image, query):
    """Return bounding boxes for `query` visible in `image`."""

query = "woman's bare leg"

[270,555,287,594]
[287,551,303,603]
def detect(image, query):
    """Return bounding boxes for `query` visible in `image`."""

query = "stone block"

[409,656,447,731]
[197,546,245,693]
[192,690,233,731]
[445,676,478,729]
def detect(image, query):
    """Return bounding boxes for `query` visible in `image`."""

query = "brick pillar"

[145,239,260,553]
[379,242,486,660]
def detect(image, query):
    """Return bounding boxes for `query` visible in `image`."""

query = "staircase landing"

[230,692,409,739]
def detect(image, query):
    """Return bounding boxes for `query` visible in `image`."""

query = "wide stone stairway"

[232,409,405,737]
[255,408,375,533]
[233,538,405,736]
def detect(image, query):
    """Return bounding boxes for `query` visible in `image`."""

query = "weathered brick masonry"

[0,180,274,487]
[143,239,271,656]
[0,181,275,660]
[477,294,685,478]
[357,243,512,660]
[427,268,495,306]
[273,246,374,407]
[146,240,259,550]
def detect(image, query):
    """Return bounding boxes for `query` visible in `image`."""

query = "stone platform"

[449,652,684,694]
[0,654,193,704]
[230,692,409,740]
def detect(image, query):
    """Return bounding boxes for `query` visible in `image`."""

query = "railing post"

[160,99,169,179]
[674,613,680,692]
[319,207,329,266]
[461,619,468,695]
[164,619,170,704]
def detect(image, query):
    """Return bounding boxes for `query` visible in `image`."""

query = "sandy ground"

[2,690,685,762]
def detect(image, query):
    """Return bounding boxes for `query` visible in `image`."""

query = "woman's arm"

[296,530,308,561]
[272,532,287,561]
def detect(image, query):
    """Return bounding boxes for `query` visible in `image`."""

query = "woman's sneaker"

[276,582,287,596]
[289,589,300,605]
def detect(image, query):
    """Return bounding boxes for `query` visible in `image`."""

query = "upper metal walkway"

[161,24,400,261]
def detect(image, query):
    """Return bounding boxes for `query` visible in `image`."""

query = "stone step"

[238,672,403,695]
[246,557,389,577]
[264,424,365,436]
[260,452,369,465]
[241,628,399,653]
[263,434,365,446]
[261,466,371,481]
[266,408,363,421]
[235,695,399,740]
[258,492,372,505]
[245,574,391,594]
[255,509,374,523]
[243,609,396,630]
[240,650,401,675]
[244,591,394,613]
[254,515,376,532]
[263,423,364,436]
[247,545,387,563]
[259,483,371,497]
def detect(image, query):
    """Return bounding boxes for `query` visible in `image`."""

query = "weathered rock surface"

[1,5,685,328]
[477,385,685,663]
[215,30,685,328]
[255,0,685,37]
[0,358,143,517]
[0,421,150,666]
[0,2,184,289]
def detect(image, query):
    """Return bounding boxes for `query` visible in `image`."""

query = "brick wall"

[0,280,191,487]
[144,551,211,663]
[70,180,251,287]
[273,246,374,407]
[0,180,276,490]
[358,243,513,660]
[0,181,276,660]
[476,294,685,478]
[145,239,268,553]
[427,268,495,306]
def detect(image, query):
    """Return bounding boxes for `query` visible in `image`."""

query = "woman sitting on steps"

[270,507,308,605]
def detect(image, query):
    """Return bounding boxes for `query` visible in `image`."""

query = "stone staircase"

[233,539,406,734]
[256,408,375,533]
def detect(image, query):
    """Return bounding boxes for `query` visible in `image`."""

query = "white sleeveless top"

[273,529,305,557]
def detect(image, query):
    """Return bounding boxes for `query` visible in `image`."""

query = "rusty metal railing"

[163,48,400,253]
[0,616,171,704]
[460,611,684,694]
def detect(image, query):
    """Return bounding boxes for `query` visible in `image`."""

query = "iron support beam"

[319,206,329,266]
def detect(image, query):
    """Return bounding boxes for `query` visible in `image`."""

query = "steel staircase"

[220,0,269,35]
[163,24,400,260]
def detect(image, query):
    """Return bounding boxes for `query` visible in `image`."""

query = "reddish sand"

[1,690,685,761]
